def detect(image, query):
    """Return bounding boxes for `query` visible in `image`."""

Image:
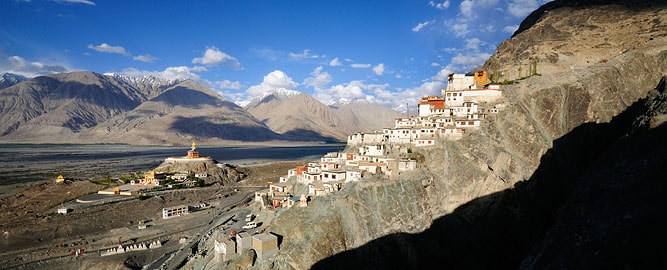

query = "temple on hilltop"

[187,141,199,158]
[165,141,212,162]
[55,174,65,183]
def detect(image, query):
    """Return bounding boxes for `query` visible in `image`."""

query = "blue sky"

[1,0,550,110]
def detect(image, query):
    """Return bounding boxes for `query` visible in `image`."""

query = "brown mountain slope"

[245,91,400,142]
[245,92,348,141]
[329,100,401,135]
[86,80,281,144]
[0,72,151,140]
[0,72,286,145]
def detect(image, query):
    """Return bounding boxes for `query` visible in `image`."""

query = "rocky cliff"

[204,0,667,269]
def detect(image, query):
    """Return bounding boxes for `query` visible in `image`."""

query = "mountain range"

[0,71,399,145]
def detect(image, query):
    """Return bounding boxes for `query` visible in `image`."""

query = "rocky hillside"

[85,80,282,145]
[205,0,667,269]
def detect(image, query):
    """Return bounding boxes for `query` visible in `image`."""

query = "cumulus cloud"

[192,47,242,70]
[465,38,483,50]
[429,0,450,9]
[452,23,470,37]
[373,63,385,76]
[449,52,492,72]
[250,48,284,61]
[53,0,95,5]
[246,70,299,96]
[460,0,474,18]
[350,63,371,69]
[303,66,332,89]
[289,49,324,61]
[314,80,370,104]
[507,0,541,18]
[0,55,68,77]
[373,80,445,111]
[432,67,454,81]
[215,79,242,90]
[412,21,433,32]
[503,25,519,34]
[87,43,129,55]
[329,57,342,66]
[133,54,157,63]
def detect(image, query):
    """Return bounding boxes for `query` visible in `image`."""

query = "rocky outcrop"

[209,1,667,269]
[153,158,247,185]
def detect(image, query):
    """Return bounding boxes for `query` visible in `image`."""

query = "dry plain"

[0,144,333,269]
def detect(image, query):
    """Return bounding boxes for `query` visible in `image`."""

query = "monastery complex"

[256,71,505,209]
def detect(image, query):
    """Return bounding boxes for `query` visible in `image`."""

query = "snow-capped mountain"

[0,73,28,89]
[103,72,184,90]
[0,71,280,145]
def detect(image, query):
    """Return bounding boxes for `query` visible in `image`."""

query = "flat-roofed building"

[236,232,252,252]
[252,233,279,260]
[162,205,189,219]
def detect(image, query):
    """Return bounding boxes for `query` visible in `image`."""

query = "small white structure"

[57,207,71,214]
[321,171,346,182]
[214,235,236,262]
[345,170,362,182]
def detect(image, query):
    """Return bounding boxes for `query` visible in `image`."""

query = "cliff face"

[212,1,667,269]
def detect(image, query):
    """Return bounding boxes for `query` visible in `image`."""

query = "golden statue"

[191,141,196,151]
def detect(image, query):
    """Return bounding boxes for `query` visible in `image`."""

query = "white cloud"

[246,70,299,96]
[412,21,433,32]
[460,0,474,18]
[303,66,332,89]
[329,57,342,66]
[460,0,501,18]
[395,73,402,78]
[192,47,242,70]
[250,48,284,61]
[507,0,540,18]
[53,0,95,5]
[431,62,441,67]
[191,66,208,72]
[87,43,129,56]
[503,25,519,34]
[133,54,157,63]
[465,38,483,50]
[429,0,450,9]
[314,80,370,104]
[215,80,242,90]
[289,49,324,61]
[373,63,385,76]
[432,67,454,81]
[373,81,445,111]
[0,56,69,78]
[449,52,492,71]
[452,23,470,37]
[350,63,371,69]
